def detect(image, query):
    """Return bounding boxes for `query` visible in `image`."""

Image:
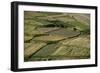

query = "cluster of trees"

[80,27,90,34]
[42,20,67,28]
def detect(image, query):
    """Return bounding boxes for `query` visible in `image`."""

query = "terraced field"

[24,11,90,62]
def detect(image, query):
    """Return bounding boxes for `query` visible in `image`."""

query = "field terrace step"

[33,35,66,42]
[33,28,80,42]
[24,42,47,59]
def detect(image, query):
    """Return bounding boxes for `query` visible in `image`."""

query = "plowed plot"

[24,42,47,60]
[48,28,80,37]
[33,35,66,42]
[33,28,80,42]
[29,44,59,61]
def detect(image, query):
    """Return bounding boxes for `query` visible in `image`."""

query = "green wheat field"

[24,11,90,62]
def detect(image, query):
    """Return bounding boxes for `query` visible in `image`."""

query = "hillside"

[24,11,90,61]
